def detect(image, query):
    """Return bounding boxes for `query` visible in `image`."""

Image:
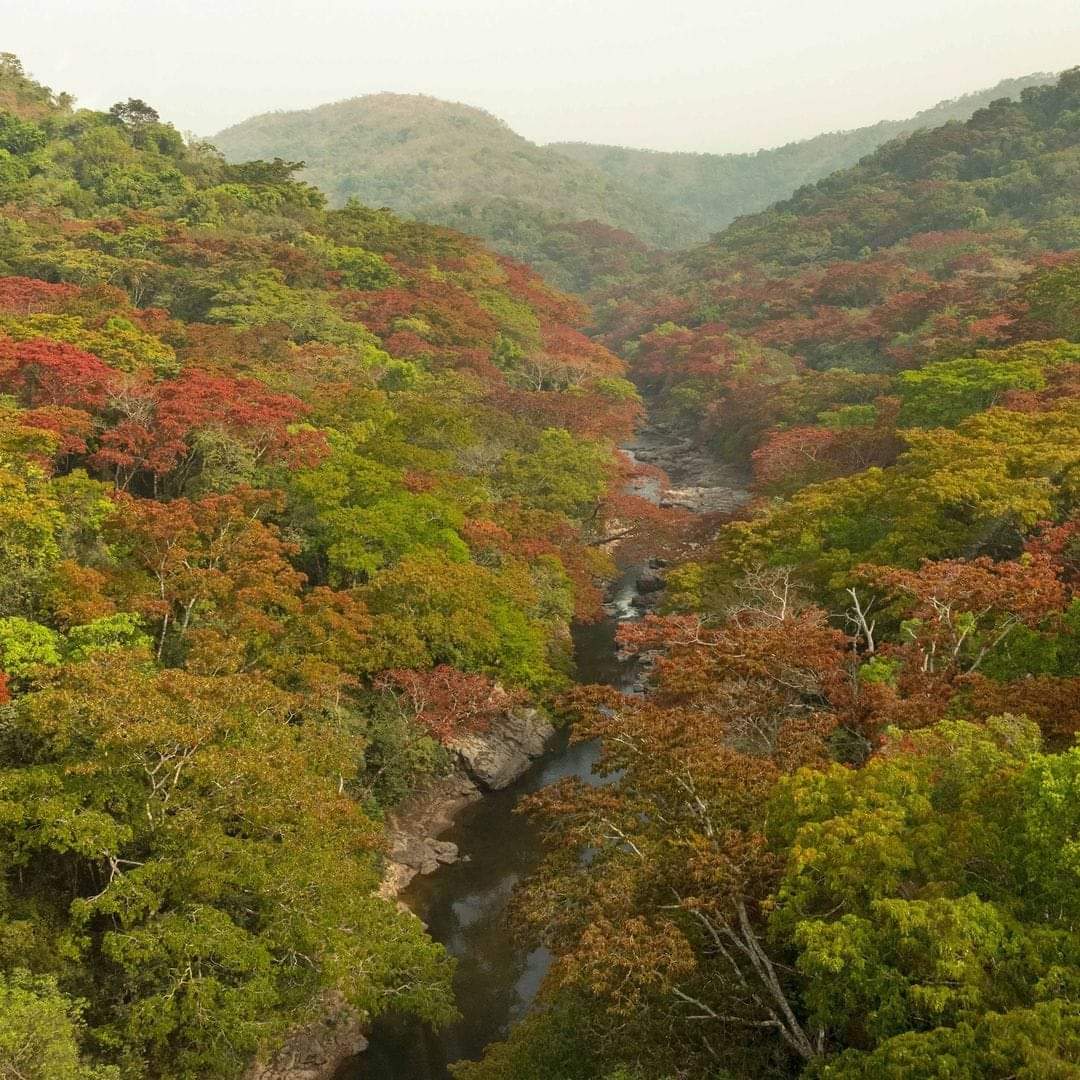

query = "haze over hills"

[211,93,699,263]
[553,72,1055,243]
[4,24,1080,1080]
[212,74,1054,290]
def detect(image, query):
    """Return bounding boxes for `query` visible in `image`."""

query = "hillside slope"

[213,77,1055,291]
[212,93,697,258]
[598,67,1080,451]
[553,73,1054,242]
[0,53,660,1079]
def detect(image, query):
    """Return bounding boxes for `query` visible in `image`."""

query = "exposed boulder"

[659,484,750,514]
[391,835,460,878]
[244,993,368,1080]
[379,770,481,898]
[636,568,666,593]
[451,706,555,790]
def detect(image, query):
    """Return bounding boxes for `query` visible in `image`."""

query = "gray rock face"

[392,835,460,877]
[636,568,666,593]
[623,427,751,517]
[379,770,481,898]
[243,993,368,1080]
[658,484,750,514]
[451,707,555,789]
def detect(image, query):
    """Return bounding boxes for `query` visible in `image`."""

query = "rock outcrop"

[624,427,751,516]
[378,769,482,898]
[243,993,368,1080]
[451,706,555,790]
[381,705,555,893]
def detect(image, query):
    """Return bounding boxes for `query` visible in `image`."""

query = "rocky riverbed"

[624,426,752,516]
[245,707,556,1080]
[379,706,556,896]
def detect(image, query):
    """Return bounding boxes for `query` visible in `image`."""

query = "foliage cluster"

[464,69,1080,1080]
[0,53,655,1077]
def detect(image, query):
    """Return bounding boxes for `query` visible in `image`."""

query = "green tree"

[770,716,1080,1075]
[495,427,611,522]
[896,354,1048,428]
[0,970,118,1080]
[0,616,61,680]
[0,657,455,1077]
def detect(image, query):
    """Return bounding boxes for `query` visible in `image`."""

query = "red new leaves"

[92,368,322,487]
[0,324,321,488]
[376,665,525,743]
[337,278,497,350]
[0,276,80,314]
[107,487,305,669]
[751,399,904,493]
[617,573,846,767]
[537,323,624,384]
[505,595,830,1067]
[751,425,841,490]
[862,555,1066,669]
[836,553,1079,742]
[0,335,116,410]
[1025,518,1080,587]
[0,671,9,704]
[19,405,97,456]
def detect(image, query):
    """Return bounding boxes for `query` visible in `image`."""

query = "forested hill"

[553,72,1054,243]
[0,52,656,1078]
[459,68,1080,1080]
[212,93,698,274]
[212,75,1052,291]
[592,65,1080,534]
[5,39,1080,1080]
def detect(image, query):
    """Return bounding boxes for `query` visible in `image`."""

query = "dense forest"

[2,44,1080,1080]
[459,68,1080,1079]
[211,76,1052,291]
[0,53,660,1079]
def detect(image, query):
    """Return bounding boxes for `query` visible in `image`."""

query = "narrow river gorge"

[343,431,751,1080]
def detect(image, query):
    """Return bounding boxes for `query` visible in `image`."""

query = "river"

[344,565,643,1079]
[341,433,749,1079]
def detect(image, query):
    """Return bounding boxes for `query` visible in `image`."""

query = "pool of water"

[345,567,642,1079]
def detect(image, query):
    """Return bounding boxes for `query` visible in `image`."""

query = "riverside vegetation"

[0,49,1079,1080]
[460,67,1080,1080]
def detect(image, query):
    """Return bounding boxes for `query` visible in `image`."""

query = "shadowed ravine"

[343,432,748,1079]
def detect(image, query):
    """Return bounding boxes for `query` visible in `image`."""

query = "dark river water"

[342,565,643,1079]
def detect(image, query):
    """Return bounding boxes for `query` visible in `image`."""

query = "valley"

[0,44,1079,1080]
[211,73,1054,291]
[351,425,748,1080]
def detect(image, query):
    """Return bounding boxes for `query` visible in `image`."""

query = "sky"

[6,0,1080,153]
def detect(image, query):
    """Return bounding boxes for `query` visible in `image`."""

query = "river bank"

[242,706,562,1080]
[248,427,749,1080]
[351,428,749,1078]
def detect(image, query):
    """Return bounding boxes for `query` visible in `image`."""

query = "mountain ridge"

[212,92,699,259]
[211,73,1056,286]
[551,72,1056,240]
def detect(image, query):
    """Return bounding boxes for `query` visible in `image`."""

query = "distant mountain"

[211,93,697,267]
[552,73,1055,243]
[213,75,1055,290]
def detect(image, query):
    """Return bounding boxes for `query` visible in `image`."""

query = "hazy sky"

[7,0,1080,152]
